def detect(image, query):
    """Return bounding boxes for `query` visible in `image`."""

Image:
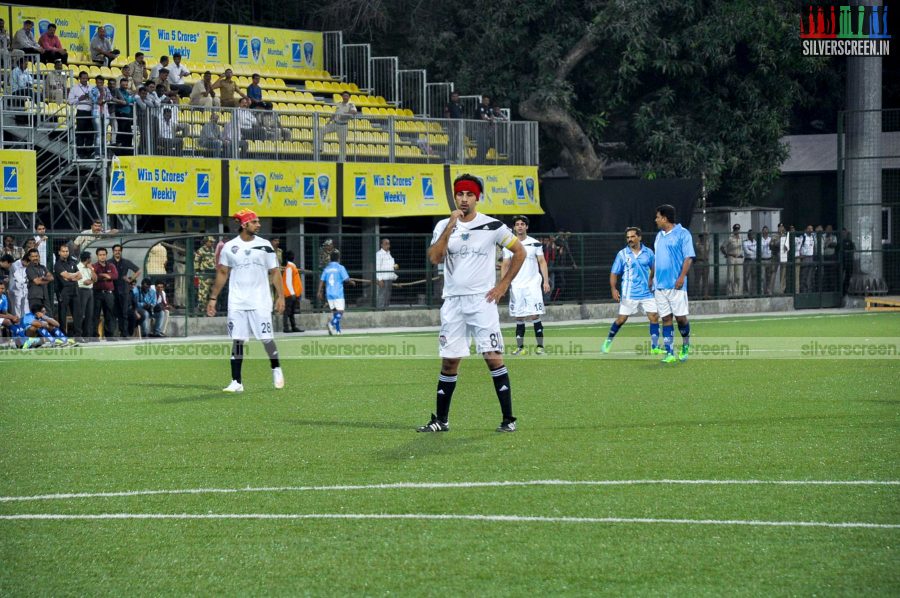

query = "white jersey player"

[207,209,286,392]
[501,215,550,355]
[417,174,526,433]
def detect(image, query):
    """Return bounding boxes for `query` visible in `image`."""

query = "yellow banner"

[343,164,449,218]
[450,166,542,215]
[0,150,37,213]
[128,16,228,65]
[107,157,221,216]
[229,161,337,217]
[230,25,323,71]
[11,6,126,57]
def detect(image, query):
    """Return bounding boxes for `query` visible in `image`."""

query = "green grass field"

[2,312,899,595]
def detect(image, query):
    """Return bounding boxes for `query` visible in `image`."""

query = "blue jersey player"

[602,227,660,354]
[22,302,76,348]
[317,250,354,335]
[652,204,695,363]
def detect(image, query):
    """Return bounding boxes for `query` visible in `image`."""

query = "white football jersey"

[502,235,543,290]
[218,235,278,311]
[432,212,517,298]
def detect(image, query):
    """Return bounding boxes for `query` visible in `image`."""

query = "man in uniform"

[194,236,217,313]
[500,215,550,355]
[653,204,695,363]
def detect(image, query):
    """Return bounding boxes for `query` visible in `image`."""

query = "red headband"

[454,180,481,197]
[233,209,258,226]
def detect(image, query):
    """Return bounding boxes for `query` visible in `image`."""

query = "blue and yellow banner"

[11,6,126,58]
[230,25,323,71]
[128,16,228,65]
[343,164,449,218]
[0,150,37,213]
[450,166,542,215]
[107,157,221,216]
[229,161,336,217]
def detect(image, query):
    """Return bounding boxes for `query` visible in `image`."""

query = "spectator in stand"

[33,223,48,267]
[157,107,188,155]
[111,77,135,150]
[235,96,258,139]
[190,71,220,107]
[282,250,304,333]
[89,25,119,67]
[0,254,12,284]
[3,236,23,261]
[8,251,30,317]
[212,68,246,108]
[475,94,493,160]
[90,75,113,157]
[76,250,97,340]
[119,65,136,92]
[444,91,463,162]
[12,19,42,58]
[162,90,180,105]
[0,279,21,341]
[154,68,172,97]
[92,247,118,340]
[133,278,167,337]
[25,248,53,312]
[199,112,227,156]
[742,229,758,295]
[259,108,290,141]
[111,244,141,338]
[320,91,356,161]
[375,238,399,309]
[143,81,161,106]
[54,243,82,338]
[45,59,67,102]
[21,238,36,258]
[74,219,119,252]
[9,57,34,110]
[155,281,170,318]
[133,85,152,153]
[127,53,148,90]
[37,22,67,64]
[22,302,76,348]
[0,18,10,57]
[150,56,169,81]
[168,53,192,97]
[68,71,96,159]
[247,73,265,108]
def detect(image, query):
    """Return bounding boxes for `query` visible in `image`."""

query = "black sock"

[533,319,544,347]
[262,339,281,369]
[490,365,513,420]
[436,372,457,422]
[515,321,525,348]
[230,340,244,383]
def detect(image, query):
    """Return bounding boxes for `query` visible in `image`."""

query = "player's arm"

[537,253,551,293]
[206,264,230,317]
[428,212,461,265]
[675,257,693,290]
[316,279,325,301]
[269,267,285,314]
[486,239,524,304]
[44,315,60,328]
[609,273,620,302]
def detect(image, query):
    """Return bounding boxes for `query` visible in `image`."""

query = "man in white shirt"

[167,53,192,97]
[157,107,187,155]
[500,215,550,355]
[759,226,773,295]
[67,70,95,158]
[33,223,48,267]
[798,224,816,292]
[741,229,758,295]
[320,91,356,161]
[375,238,399,309]
[207,209,286,392]
[149,56,169,81]
[417,174,525,433]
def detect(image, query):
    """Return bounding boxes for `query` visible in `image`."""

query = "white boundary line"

[2,479,898,503]
[0,512,897,529]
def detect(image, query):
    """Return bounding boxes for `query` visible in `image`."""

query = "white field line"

[1,479,898,503]
[0,512,897,529]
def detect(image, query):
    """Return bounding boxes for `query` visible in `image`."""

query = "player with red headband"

[207,209,286,392]
[417,174,526,433]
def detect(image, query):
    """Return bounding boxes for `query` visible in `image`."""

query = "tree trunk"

[519,98,606,179]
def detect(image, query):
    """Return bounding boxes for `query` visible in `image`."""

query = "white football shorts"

[439,294,503,358]
[508,284,545,318]
[653,289,689,317]
[618,297,658,317]
[327,298,346,311]
[228,309,274,341]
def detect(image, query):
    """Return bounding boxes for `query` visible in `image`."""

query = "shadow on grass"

[284,419,411,431]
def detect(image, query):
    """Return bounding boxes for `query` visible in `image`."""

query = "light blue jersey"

[0,293,7,314]
[321,262,349,300]
[611,245,654,300]
[653,224,695,290]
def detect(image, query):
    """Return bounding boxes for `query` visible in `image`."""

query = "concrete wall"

[168,296,797,336]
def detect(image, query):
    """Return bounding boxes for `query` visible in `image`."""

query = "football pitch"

[2,311,899,595]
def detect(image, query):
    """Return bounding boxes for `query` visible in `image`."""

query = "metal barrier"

[371,56,398,105]
[323,31,344,80]
[342,44,372,93]
[398,69,426,116]
[136,104,539,165]
[426,82,453,119]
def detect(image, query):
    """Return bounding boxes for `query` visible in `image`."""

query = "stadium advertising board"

[128,16,228,64]
[229,161,337,217]
[0,150,37,212]
[230,25,323,71]
[11,6,125,58]
[449,166,542,215]
[107,157,221,216]
[343,164,448,217]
